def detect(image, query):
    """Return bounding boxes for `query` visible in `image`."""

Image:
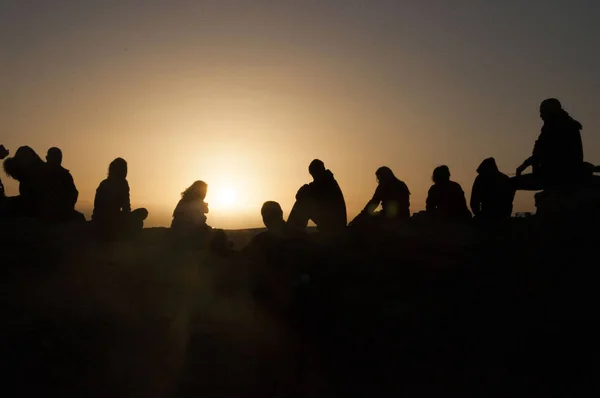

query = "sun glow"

[211,185,239,209]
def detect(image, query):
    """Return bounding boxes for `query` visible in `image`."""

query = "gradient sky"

[2,0,600,228]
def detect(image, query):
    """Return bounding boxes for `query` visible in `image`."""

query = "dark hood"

[545,110,583,131]
[477,157,499,175]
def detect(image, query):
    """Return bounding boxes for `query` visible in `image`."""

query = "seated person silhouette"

[3,146,50,219]
[92,158,148,239]
[512,98,584,191]
[426,165,472,220]
[171,181,210,231]
[351,166,410,227]
[287,159,347,234]
[470,157,515,220]
[45,147,83,222]
[171,181,211,243]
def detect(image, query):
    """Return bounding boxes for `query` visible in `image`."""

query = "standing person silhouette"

[512,98,584,191]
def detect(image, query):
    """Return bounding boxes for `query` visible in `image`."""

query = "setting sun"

[212,185,239,209]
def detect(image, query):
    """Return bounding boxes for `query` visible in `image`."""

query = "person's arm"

[364,185,382,215]
[517,134,544,175]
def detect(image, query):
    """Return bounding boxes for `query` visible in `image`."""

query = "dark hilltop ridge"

[2,202,600,397]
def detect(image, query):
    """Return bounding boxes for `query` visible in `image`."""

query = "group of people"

[0,98,597,244]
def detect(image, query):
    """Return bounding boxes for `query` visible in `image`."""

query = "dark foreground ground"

[1,217,599,397]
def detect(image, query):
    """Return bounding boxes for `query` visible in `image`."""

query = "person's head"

[181,180,208,201]
[0,145,8,160]
[261,201,284,229]
[432,165,451,184]
[539,98,563,121]
[108,157,127,179]
[375,166,396,184]
[476,157,499,175]
[3,146,44,181]
[309,159,326,180]
[46,147,63,166]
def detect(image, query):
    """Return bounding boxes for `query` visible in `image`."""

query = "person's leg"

[126,208,148,236]
[287,198,312,231]
[511,173,544,191]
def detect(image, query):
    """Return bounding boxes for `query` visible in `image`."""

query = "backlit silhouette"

[3,146,49,220]
[45,147,82,222]
[287,159,347,234]
[426,165,471,220]
[92,157,148,239]
[351,166,410,227]
[470,157,514,220]
[512,98,584,191]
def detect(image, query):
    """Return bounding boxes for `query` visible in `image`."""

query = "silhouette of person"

[0,145,8,198]
[45,147,81,222]
[287,159,347,234]
[171,180,210,233]
[426,165,471,220]
[512,98,584,191]
[470,158,515,220]
[351,166,410,226]
[92,158,148,239]
[3,146,50,219]
[244,201,292,260]
[0,145,8,216]
[244,201,312,314]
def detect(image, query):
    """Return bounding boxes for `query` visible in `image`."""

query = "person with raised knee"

[287,159,347,234]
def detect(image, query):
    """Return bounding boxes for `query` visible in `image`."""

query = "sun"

[212,185,238,209]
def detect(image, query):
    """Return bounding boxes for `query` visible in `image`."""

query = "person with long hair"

[171,180,209,232]
[92,158,148,239]
[426,165,471,220]
[351,166,410,227]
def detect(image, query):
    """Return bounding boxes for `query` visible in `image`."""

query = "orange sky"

[2,1,600,228]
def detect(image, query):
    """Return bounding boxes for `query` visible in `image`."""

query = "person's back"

[92,158,147,240]
[426,166,471,220]
[375,177,410,219]
[171,181,210,234]
[305,161,347,232]
[171,199,208,230]
[514,99,584,191]
[45,148,79,221]
[92,177,130,222]
[471,158,514,219]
